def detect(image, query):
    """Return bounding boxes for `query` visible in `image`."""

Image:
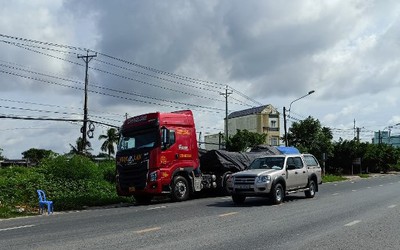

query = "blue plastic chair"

[37,190,54,214]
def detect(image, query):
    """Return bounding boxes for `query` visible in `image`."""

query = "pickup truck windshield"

[248,157,284,170]
[118,129,158,151]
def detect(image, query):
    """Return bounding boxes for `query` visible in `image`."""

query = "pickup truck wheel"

[305,179,316,198]
[271,183,284,205]
[171,176,190,202]
[232,194,246,205]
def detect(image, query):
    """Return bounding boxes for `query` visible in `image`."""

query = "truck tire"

[305,179,316,198]
[134,195,152,204]
[271,183,284,205]
[232,194,246,205]
[171,176,190,202]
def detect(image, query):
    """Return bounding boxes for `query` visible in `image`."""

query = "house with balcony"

[226,104,280,146]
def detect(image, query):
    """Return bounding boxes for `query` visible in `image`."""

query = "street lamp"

[283,90,315,146]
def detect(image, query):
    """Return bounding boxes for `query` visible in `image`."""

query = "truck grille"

[118,160,149,190]
[233,176,256,191]
[234,176,256,185]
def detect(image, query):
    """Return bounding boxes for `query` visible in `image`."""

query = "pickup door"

[286,156,308,189]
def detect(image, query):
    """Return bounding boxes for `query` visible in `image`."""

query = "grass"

[322,174,347,183]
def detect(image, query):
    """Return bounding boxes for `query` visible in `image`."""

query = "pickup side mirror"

[286,164,296,170]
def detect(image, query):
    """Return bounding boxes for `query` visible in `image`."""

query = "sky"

[1,0,400,159]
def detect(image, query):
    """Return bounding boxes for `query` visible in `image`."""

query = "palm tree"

[98,128,119,159]
[69,137,92,156]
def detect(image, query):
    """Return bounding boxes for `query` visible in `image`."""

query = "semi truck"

[116,110,245,203]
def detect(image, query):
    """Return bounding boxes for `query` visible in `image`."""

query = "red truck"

[116,110,219,203]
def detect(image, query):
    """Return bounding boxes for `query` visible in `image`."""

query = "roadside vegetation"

[0,155,131,218]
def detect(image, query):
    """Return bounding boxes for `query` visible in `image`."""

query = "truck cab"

[116,110,202,203]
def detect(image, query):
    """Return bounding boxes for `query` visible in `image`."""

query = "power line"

[0,33,260,106]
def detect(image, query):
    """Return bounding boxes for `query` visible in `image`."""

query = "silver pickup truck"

[227,153,322,205]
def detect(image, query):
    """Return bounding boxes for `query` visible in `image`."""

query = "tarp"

[199,148,278,174]
[275,146,300,154]
[199,145,300,174]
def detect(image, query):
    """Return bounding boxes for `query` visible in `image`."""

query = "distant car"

[227,153,322,205]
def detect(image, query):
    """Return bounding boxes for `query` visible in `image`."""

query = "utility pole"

[283,107,288,147]
[220,86,232,144]
[78,50,97,154]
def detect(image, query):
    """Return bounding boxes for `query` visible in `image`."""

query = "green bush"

[0,155,130,218]
[41,155,102,181]
[97,160,116,183]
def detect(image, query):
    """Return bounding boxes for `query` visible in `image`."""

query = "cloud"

[1,0,400,158]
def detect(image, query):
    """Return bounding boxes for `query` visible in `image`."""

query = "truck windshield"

[118,129,158,151]
[248,157,284,170]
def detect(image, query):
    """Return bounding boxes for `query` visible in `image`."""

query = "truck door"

[286,156,308,189]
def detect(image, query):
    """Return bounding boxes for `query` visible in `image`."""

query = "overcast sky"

[1,0,400,158]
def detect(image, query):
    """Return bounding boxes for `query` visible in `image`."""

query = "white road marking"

[379,185,384,187]
[367,187,371,189]
[220,197,231,200]
[388,205,397,208]
[332,193,339,196]
[219,212,238,217]
[146,206,166,211]
[345,220,361,227]
[352,190,357,192]
[0,224,35,232]
[134,227,161,234]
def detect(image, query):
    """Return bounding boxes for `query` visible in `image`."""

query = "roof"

[228,105,272,119]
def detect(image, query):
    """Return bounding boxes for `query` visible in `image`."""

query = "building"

[226,104,280,146]
[203,133,224,150]
[372,131,400,147]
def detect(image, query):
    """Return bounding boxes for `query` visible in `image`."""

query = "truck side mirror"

[161,127,170,150]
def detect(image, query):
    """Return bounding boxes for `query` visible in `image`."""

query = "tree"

[69,137,92,156]
[0,148,4,160]
[98,128,119,158]
[287,116,333,164]
[226,129,267,152]
[21,148,57,164]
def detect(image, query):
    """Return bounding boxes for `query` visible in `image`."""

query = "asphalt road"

[1,174,400,250]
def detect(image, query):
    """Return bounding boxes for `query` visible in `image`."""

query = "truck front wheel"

[271,183,284,205]
[171,176,190,202]
[232,194,246,205]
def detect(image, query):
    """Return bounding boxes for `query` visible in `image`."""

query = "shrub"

[41,155,101,181]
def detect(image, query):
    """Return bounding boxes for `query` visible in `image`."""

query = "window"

[270,120,277,128]
[303,155,320,167]
[287,157,303,169]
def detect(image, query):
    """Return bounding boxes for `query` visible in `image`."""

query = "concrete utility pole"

[78,50,97,153]
[283,107,288,146]
[284,90,315,147]
[220,86,232,143]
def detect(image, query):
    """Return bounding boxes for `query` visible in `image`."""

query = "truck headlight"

[149,171,158,182]
[256,175,271,183]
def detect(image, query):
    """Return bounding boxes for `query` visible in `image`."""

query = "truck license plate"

[236,185,251,189]
[129,187,136,192]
